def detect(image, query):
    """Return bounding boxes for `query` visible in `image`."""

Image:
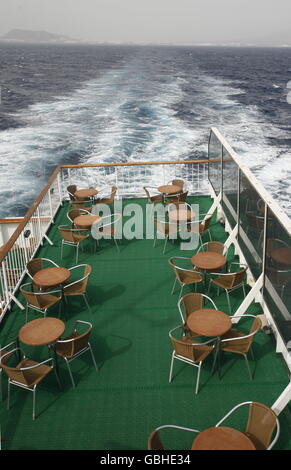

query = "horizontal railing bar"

[60,159,211,168]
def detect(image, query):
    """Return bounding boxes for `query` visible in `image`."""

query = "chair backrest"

[67,185,77,200]
[207,241,224,254]
[66,265,92,294]
[246,402,278,450]
[26,258,44,278]
[109,186,118,202]
[168,258,202,284]
[169,327,206,363]
[67,208,89,223]
[56,322,92,358]
[231,268,247,288]
[199,214,212,232]
[148,429,164,450]
[20,283,57,309]
[0,349,29,386]
[154,218,178,237]
[172,179,184,189]
[59,225,86,243]
[180,293,203,320]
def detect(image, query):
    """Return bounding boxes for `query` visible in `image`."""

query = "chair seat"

[211,277,235,290]
[179,271,202,285]
[244,431,266,450]
[53,332,78,358]
[220,329,251,354]
[150,194,163,203]
[178,336,213,363]
[38,294,61,309]
[64,285,86,296]
[16,358,52,387]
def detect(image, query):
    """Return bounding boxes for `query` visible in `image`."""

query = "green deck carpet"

[0,196,290,450]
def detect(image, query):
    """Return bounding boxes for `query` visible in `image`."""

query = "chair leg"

[76,245,79,264]
[178,284,184,299]
[54,368,62,389]
[169,352,175,383]
[162,237,168,254]
[244,353,253,380]
[89,344,98,372]
[242,283,246,298]
[61,241,64,260]
[65,358,76,388]
[114,238,120,253]
[83,294,92,315]
[7,380,11,410]
[32,386,36,420]
[153,232,157,248]
[226,290,232,314]
[195,363,202,394]
[171,277,177,295]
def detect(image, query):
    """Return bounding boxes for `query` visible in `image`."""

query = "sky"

[1,0,291,45]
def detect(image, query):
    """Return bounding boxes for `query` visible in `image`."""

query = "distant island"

[0,29,73,43]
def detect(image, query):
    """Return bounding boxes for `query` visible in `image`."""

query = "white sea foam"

[0,54,289,217]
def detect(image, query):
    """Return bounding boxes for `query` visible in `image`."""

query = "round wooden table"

[33,267,70,289]
[271,247,291,266]
[168,208,195,222]
[191,426,255,450]
[74,188,98,199]
[191,252,227,272]
[187,308,232,337]
[158,184,181,196]
[19,318,65,347]
[74,214,102,229]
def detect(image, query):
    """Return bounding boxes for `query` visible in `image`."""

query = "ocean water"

[0,43,291,218]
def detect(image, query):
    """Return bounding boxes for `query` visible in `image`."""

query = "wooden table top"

[158,184,181,195]
[271,247,291,266]
[19,317,65,346]
[168,209,195,222]
[191,426,256,450]
[187,308,232,337]
[74,214,102,229]
[33,267,70,288]
[75,188,98,198]
[191,251,227,271]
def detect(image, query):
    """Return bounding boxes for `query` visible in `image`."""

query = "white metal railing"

[0,159,209,320]
[208,127,291,362]
[60,160,209,199]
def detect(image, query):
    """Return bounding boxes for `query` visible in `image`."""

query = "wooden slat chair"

[215,401,280,450]
[67,208,91,226]
[93,186,118,206]
[178,293,218,324]
[20,283,62,323]
[67,184,77,201]
[91,213,121,253]
[26,258,59,282]
[0,341,18,401]
[164,191,188,205]
[153,217,180,254]
[219,315,262,379]
[197,241,225,255]
[0,348,61,420]
[148,425,200,450]
[208,262,248,314]
[58,225,89,264]
[51,320,98,388]
[168,256,203,299]
[169,325,216,394]
[148,401,279,450]
[63,264,92,314]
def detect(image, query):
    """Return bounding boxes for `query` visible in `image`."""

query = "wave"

[0,50,289,217]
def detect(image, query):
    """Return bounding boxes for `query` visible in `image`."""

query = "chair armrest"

[20,357,55,371]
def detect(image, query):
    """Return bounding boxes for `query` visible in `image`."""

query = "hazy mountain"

[0,29,73,43]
